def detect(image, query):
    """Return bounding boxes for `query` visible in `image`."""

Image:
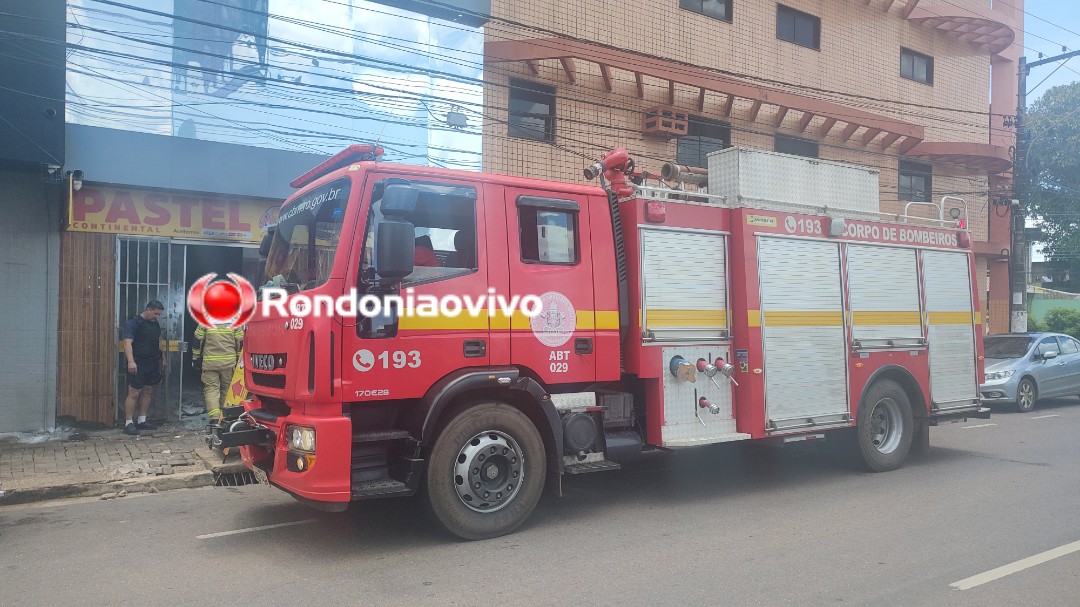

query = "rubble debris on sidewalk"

[0,422,218,505]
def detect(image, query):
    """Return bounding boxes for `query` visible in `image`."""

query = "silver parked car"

[980,332,1080,412]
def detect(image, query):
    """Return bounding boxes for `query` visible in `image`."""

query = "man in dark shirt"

[122,300,166,435]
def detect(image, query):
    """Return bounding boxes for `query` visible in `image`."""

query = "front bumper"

[979,377,1019,403]
[209,400,352,505]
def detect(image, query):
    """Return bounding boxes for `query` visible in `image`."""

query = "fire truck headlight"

[287,426,316,453]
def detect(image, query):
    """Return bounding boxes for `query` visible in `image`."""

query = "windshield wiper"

[256,277,301,299]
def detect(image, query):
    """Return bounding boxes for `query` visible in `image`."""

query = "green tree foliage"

[1027,314,1046,333]
[1040,307,1080,338]
[1027,82,1080,292]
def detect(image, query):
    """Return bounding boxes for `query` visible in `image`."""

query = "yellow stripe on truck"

[644,309,727,328]
[401,310,621,332]
[744,310,981,328]
[594,311,620,330]
[762,310,845,327]
[851,311,922,326]
[399,315,489,331]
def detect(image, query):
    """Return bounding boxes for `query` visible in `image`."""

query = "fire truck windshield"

[264,178,351,291]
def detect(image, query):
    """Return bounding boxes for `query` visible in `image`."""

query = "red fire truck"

[213,144,988,539]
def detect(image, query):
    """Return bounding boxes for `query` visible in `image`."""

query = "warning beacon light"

[290,144,385,189]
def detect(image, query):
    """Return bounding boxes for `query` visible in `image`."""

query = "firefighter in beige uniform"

[192,323,244,422]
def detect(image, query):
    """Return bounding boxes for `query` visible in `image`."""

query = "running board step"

[351,478,412,499]
[352,430,412,443]
[565,461,621,475]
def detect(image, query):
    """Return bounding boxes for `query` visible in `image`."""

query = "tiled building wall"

[482,0,1001,240]
[0,171,60,432]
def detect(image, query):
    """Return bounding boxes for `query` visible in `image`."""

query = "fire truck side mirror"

[375,219,415,281]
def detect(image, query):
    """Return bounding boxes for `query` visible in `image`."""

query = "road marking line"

[961,423,996,429]
[950,539,1080,590]
[197,518,318,539]
[1030,414,1060,419]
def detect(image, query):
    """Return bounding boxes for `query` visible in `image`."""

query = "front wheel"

[855,379,914,472]
[1015,378,1037,413]
[425,402,546,540]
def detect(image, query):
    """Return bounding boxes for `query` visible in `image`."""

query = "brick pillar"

[987,257,1011,334]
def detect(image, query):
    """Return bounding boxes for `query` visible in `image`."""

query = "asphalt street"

[2,399,1078,607]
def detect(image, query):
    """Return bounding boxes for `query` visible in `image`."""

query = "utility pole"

[1011,56,1028,333]
[1010,49,1080,333]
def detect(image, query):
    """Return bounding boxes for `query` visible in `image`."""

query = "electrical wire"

[0,0,1049,198]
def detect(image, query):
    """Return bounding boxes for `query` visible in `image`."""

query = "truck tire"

[425,402,546,540]
[855,379,914,472]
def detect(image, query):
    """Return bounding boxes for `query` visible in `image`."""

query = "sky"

[1018,0,1080,106]
[1018,1,1080,263]
[65,0,484,170]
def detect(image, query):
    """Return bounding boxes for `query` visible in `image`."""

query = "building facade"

[0,0,66,432]
[480,0,1021,335]
[0,0,487,431]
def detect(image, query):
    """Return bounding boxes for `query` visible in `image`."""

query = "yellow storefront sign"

[67,185,281,243]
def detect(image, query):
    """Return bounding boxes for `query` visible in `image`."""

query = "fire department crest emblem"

[531,291,576,348]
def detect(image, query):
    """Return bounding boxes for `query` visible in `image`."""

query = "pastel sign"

[531,291,576,348]
[67,186,274,243]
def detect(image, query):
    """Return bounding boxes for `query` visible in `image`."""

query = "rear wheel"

[1015,378,1037,413]
[425,402,546,540]
[855,379,914,472]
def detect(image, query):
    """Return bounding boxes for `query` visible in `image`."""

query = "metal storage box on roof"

[706,147,880,218]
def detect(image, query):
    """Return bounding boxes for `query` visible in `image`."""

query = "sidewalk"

[0,422,229,505]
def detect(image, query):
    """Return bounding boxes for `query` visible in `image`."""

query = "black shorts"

[128,358,163,390]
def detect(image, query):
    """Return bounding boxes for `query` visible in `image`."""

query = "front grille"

[251,372,286,389]
[260,397,290,416]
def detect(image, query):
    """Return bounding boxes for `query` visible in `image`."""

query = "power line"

[0,2,1027,198]
[47,2,1034,145]
[85,0,1017,120]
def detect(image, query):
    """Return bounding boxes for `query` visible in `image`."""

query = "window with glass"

[518,197,579,265]
[901,48,934,85]
[359,180,478,288]
[677,117,731,168]
[984,335,1034,359]
[899,160,933,202]
[1035,338,1060,357]
[680,0,731,22]
[774,134,819,158]
[777,5,820,50]
[1056,336,1079,355]
[264,178,350,291]
[508,79,556,142]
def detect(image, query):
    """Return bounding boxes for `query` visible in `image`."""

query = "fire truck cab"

[215,144,988,540]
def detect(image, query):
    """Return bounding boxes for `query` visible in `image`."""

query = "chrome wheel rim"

[1018,382,1034,410]
[869,398,903,455]
[453,430,524,513]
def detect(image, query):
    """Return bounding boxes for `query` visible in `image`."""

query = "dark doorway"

[181,244,247,417]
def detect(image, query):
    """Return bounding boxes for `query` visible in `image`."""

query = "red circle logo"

[187,273,256,329]
[204,282,241,320]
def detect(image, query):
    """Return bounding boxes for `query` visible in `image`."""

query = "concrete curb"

[193,448,251,475]
[0,470,215,506]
